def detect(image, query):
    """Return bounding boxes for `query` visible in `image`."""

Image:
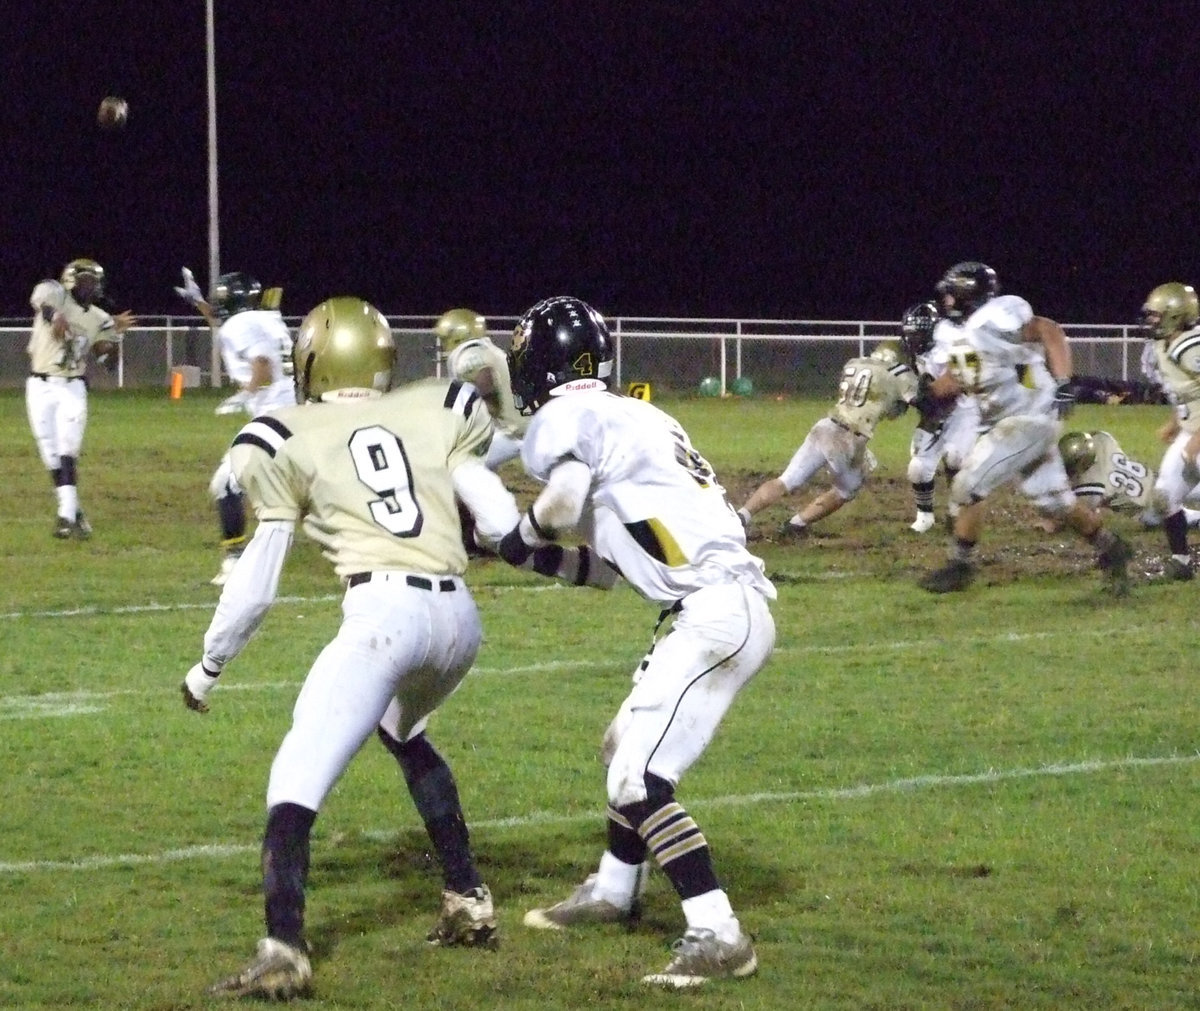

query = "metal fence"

[0,314,1145,398]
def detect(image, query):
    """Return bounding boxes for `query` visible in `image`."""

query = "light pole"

[206,0,222,386]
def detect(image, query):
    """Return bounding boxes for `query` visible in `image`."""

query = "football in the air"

[98,96,128,130]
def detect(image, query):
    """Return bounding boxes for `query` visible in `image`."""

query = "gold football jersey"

[27,280,116,377]
[1154,326,1200,432]
[829,355,919,437]
[229,378,492,578]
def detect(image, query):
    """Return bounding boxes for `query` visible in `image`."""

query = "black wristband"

[497,526,534,567]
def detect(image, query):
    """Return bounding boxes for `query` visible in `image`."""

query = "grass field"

[0,388,1196,1010]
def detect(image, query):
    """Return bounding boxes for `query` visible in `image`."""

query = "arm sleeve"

[451,460,521,545]
[201,519,294,669]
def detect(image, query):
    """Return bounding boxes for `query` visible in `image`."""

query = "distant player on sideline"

[435,308,527,469]
[737,341,920,538]
[27,258,137,538]
[175,268,296,585]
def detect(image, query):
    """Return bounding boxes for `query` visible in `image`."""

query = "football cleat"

[641,927,758,988]
[426,885,499,949]
[919,559,975,593]
[73,511,92,539]
[776,521,809,541]
[523,874,633,930]
[207,937,312,1000]
[53,516,74,539]
[910,511,936,533]
[1162,557,1194,582]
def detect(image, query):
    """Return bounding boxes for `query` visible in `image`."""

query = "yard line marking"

[0,753,1194,875]
[0,622,1172,719]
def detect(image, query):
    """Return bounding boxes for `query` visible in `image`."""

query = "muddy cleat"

[73,511,92,539]
[210,553,242,587]
[642,927,758,988]
[1095,534,1132,595]
[919,559,975,593]
[776,521,809,541]
[427,885,499,949]
[207,937,312,1000]
[1162,557,1194,582]
[910,511,936,533]
[523,874,632,930]
[53,516,74,539]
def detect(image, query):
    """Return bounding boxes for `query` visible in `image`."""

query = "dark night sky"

[4,3,1195,323]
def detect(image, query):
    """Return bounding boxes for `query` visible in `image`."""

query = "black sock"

[262,803,317,947]
[379,729,481,894]
[1163,510,1189,556]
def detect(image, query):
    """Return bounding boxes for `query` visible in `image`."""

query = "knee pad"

[616,773,676,829]
[907,455,936,484]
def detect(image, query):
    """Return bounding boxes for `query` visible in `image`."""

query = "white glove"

[181,662,220,713]
[173,267,204,306]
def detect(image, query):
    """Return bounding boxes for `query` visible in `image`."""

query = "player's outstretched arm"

[180,519,295,714]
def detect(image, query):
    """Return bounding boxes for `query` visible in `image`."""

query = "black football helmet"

[509,296,615,413]
[210,272,263,319]
[935,262,998,319]
[900,301,939,358]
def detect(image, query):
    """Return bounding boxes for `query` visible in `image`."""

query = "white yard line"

[0,753,1193,875]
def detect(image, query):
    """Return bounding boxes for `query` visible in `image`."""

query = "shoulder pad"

[232,415,293,458]
[970,295,1033,334]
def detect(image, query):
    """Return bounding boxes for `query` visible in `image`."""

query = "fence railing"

[0,315,1146,397]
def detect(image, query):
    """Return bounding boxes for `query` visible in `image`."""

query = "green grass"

[0,389,1196,1009]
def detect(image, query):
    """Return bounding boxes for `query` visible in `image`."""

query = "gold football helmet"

[435,308,488,354]
[61,258,105,303]
[869,340,904,366]
[1058,431,1096,477]
[1140,282,1199,340]
[293,297,396,402]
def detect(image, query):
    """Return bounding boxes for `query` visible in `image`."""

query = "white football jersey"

[1069,430,1154,512]
[1152,325,1200,432]
[520,392,775,606]
[446,336,527,439]
[930,295,1047,427]
[218,309,296,415]
[229,378,493,579]
[830,355,919,437]
[26,280,116,377]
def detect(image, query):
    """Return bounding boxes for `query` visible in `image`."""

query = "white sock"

[681,889,741,943]
[787,514,806,528]
[57,486,78,520]
[593,851,646,909]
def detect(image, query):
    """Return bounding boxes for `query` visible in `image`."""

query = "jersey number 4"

[348,425,422,536]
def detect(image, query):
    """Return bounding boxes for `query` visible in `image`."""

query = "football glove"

[181,662,221,713]
[173,266,204,306]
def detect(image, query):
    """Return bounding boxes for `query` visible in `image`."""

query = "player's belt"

[347,572,457,592]
[29,373,84,381]
[829,416,865,437]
